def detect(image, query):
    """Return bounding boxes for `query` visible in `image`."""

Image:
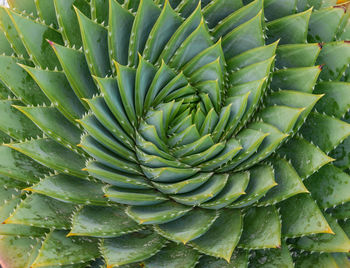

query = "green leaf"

[266,89,323,131]
[307,7,345,43]
[22,65,86,121]
[101,231,166,267]
[144,61,176,111]
[202,0,243,29]
[16,105,82,151]
[197,248,249,268]
[249,241,293,267]
[8,0,37,16]
[79,113,136,162]
[212,0,262,41]
[190,209,242,262]
[75,7,111,77]
[236,122,288,170]
[305,164,350,208]
[180,142,224,166]
[277,137,334,179]
[200,172,249,209]
[0,56,49,105]
[227,79,266,134]
[134,56,157,118]
[152,172,213,194]
[104,186,167,206]
[27,174,108,205]
[153,73,189,107]
[264,0,296,21]
[222,11,264,59]
[143,1,182,64]
[294,253,339,268]
[229,165,276,208]
[137,147,189,168]
[0,236,40,268]
[0,100,41,140]
[258,105,303,133]
[51,42,98,101]
[176,0,200,18]
[199,138,242,171]
[91,0,108,24]
[5,193,75,229]
[0,197,48,237]
[332,253,350,268]
[0,184,21,206]
[258,158,308,206]
[278,194,333,237]
[266,8,312,44]
[314,82,350,118]
[144,243,199,268]
[8,10,62,69]
[155,209,219,244]
[69,205,142,237]
[108,0,134,66]
[31,230,99,267]
[6,138,87,179]
[114,62,138,127]
[85,160,149,189]
[79,134,141,175]
[327,202,350,220]
[182,40,224,78]
[171,134,213,158]
[94,76,134,134]
[126,201,192,225]
[270,66,321,93]
[300,112,350,153]
[158,3,202,64]
[128,0,161,66]
[169,21,213,70]
[296,214,350,252]
[316,41,350,81]
[53,0,90,47]
[227,41,278,71]
[0,7,28,58]
[275,43,321,68]
[229,57,274,86]
[220,129,267,172]
[0,29,15,56]
[0,176,28,189]
[84,96,134,149]
[170,174,229,206]
[35,0,57,28]
[0,146,49,183]
[239,206,281,249]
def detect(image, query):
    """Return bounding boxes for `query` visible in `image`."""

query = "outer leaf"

[239,206,281,249]
[190,209,242,262]
[144,243,199,268]
[101,231,166,267]
[154,209,219,244]
[69,205,142,237]
[31,230,99,267]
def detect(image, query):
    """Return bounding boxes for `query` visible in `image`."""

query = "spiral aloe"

[0,0,350,267]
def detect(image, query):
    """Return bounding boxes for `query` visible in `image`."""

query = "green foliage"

[0,0,350,267]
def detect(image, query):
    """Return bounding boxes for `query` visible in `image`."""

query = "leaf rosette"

[0,0,350,267]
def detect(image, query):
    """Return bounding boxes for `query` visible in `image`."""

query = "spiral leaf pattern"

[0,0,350,267]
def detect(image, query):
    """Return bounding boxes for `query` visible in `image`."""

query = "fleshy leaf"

[190,209,242,262]
[154,209,219,244]
[69,205,142,237]
[101,231,166,267]
[31,230,99,267]
[239,206,281,249]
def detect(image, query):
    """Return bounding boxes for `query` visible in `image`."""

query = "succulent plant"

[0,0,350,267]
